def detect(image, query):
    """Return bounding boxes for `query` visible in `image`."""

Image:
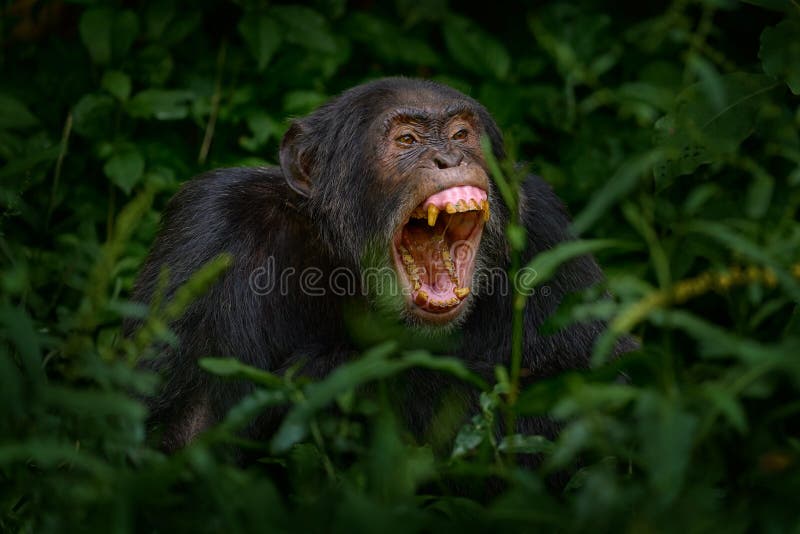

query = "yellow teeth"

[428,297,460,308]
[410,199,490,220]
[427,204,439,227]
[415,290,429,306]
[454,287,471,299]
[439,242,460,286]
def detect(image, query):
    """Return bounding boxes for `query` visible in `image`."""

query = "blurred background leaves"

[1,0,799,531]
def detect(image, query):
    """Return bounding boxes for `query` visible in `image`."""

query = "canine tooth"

[456,199,468,212]
[445,203,457,214]
[413,281,421,291]
[454,287,470,299]
[481,200,490,221]
[415,290,429,306]
[427,205,439,226]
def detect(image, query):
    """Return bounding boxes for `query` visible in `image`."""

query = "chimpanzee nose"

[433,151,464,169]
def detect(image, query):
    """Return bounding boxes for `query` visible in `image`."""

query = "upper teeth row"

[411,200,490,226]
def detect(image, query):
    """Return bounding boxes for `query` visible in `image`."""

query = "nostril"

[433,152,463,169]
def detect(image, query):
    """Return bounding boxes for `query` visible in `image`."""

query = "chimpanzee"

[129,77,631,453]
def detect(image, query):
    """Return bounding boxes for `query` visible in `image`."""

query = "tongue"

[402,229,453,293]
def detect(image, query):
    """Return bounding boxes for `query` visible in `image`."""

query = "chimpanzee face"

[280,79,504,328]
[374,102,492,326]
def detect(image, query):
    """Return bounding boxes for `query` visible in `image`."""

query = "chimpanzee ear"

[279,122,314,197]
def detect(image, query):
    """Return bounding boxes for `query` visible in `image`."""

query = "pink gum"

[421,186,487,210]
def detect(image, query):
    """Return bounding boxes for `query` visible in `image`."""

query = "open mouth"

[392,185,489,321]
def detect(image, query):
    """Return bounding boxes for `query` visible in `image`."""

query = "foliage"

[1,0,799,531]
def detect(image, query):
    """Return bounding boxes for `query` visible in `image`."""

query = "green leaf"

[506,224,527,252]
[637,393,697,505]
[271,6,338,53]
[0,304,44,382]
[443,15,511,79]
[572,149,668,235]
[104,145,144,194]
[654,73,778,182]
[687,221,800,302]
[216,388,288,432]
[282,90,329,115]
[745,170,774,219]
[498,434,555,455]
[701,384,748,433]
[43,386,147,420]
[272,342,474,454]
[0,441,109,475]
[519,239,624,294]
[79,8,139,65]
[401,350,487,389]
[79,8,113,65]
[112,11,139,60]
[760,19,800,95]
[126,89,194,120]
[0,94,39,130]
[651,309,786,364]
[238,13,282,71]
[451,418,486,459]
[273,341,412,452]
[144,0,176,40]
[72,93,116,139]
[240,112,283,151]
[345,13,439,66]
[199,358,285,389]
[742,0,793,11]
[552,383,639,419]
[101,70,132,102]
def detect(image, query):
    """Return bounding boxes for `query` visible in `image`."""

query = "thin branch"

[198,41,227,165]
[47,111,72,227]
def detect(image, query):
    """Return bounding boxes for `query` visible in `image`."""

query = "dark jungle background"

[1,0,799,531]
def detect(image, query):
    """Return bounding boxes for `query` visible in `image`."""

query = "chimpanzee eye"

[452,129,468,141]
[397,134,417,146]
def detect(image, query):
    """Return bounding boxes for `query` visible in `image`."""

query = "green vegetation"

[1,0,799,531]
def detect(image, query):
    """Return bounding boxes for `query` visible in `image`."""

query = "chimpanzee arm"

[518,174,634,377]
[127,167,313,449]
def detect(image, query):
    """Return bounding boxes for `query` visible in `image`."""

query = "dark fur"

[127,78,629,453]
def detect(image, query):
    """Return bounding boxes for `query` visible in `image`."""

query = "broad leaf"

[238,13,282,71]
[104,145,144,194]
[760,19,800,95]
[443,15,510,79]
[654,73,778,182]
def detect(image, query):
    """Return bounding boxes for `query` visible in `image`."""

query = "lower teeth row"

[400,244,470,304]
